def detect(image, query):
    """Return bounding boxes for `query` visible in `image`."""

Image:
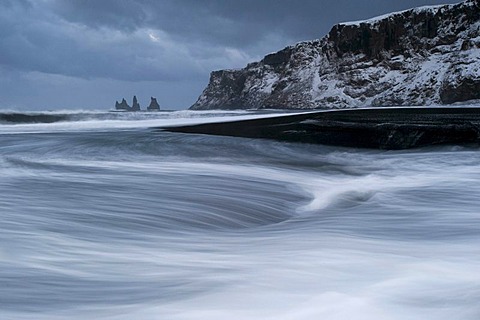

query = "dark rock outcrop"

[147,97,161,111]
[131,95,141,111]
[191,0,480,110]
[115,96,144,111]
[115,98,131,111]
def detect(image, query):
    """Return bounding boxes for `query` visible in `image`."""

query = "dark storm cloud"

[1,0,462,81]
[0,1,213,81]
[49,0,271,48]
[0,0,463,109]
[49,0,463,46]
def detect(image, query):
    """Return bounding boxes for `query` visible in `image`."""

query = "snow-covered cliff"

[191,0,480,110]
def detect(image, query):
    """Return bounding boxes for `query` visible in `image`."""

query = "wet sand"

[164,107,480,149]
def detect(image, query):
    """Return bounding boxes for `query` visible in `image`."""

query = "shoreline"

[163,107,480,149]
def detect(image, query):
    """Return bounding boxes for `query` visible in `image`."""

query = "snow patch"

[340,5,446,26]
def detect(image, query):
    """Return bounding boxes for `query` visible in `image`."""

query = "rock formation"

[191,0,480,110]
[115,98,131,111]
[147,97,161,111]
[131,95,141,111]
[115,96,145,111]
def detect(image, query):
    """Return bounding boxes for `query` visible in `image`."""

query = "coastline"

[164,107,480,149]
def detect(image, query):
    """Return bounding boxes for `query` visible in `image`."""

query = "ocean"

[1,110,479,319]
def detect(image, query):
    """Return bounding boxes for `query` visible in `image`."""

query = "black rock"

[131,95,141,111]
[147,97,160,111]
[115,98,131,111]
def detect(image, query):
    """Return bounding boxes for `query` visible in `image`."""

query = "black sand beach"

[164,107,480,149]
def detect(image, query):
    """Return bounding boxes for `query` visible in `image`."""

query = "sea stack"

[131,95,141,111]
[147,97,161,111]
[115,98,131,111]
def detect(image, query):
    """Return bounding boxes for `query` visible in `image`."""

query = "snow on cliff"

[191,0,480,110]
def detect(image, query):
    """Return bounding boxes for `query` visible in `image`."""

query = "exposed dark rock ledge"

[164,108,480,149]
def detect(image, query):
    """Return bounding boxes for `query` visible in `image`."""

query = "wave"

[0,110,310,135]
[0,112,69,124]
[1,113,480,319]
[0,109,258,124]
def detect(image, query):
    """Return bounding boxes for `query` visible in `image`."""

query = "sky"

[0,0,462,111]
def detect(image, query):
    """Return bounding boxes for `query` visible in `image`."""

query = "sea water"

[0,110,479,319]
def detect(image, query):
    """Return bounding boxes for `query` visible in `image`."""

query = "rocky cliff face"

[191,0,480,110]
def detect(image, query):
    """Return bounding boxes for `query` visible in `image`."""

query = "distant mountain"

[191,0,480,110]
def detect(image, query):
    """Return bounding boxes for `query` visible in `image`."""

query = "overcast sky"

[0,0,462,110]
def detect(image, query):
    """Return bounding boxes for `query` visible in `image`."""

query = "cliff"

[191,0,480,110]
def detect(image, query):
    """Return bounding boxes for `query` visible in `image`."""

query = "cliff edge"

[191,0,480,110]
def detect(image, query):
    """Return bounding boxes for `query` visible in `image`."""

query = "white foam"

[0,110,312,134]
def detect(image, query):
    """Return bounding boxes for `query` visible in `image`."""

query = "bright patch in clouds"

[148,32,160,42]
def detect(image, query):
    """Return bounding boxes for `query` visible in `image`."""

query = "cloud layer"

[0,0,462,109]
